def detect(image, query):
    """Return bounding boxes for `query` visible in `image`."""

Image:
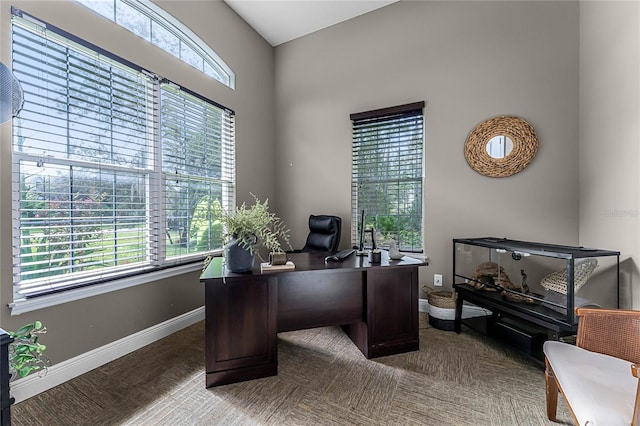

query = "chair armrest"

[633,364,639,379]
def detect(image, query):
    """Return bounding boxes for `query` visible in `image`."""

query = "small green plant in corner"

[8,321,49,380]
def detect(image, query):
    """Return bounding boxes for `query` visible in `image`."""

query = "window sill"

[9,263,203,316]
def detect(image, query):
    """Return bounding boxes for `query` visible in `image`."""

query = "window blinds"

[350,102,425,253]
[160,82,235,260]
[11,9,235,299]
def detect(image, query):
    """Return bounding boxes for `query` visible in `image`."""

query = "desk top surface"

[200,251,427,281]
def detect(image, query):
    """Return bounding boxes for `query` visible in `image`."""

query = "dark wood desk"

[200,251,427,387]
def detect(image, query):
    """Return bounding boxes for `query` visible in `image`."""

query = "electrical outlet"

[434,274,443,287]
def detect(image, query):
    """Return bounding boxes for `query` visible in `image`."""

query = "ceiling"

[224,0,399,46]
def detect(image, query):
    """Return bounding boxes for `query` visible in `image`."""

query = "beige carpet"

[12,313,572,425]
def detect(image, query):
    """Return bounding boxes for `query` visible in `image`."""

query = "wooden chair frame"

[545,307,640,425]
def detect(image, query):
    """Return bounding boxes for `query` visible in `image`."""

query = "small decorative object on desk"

[388,239,404,260]
[261,261,295,273]
[269,252,288,266]
[368,228,381,263]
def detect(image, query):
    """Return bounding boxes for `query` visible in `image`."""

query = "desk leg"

[454,291,464,334]
[345,267,419,358]
[205,276,278,387]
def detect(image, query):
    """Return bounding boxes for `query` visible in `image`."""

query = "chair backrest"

[301,215,342,254]
[576,307,640,364]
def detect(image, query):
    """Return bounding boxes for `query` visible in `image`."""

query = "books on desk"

[260,261,295,273]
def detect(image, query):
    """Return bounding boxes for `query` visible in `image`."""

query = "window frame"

[350,101,425,253]
[9,7,235,315]
[76,0,235,89]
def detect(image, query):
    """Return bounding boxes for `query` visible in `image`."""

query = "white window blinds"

[350,102,425,253]
[160,82,235,259]
[11,8,235,299]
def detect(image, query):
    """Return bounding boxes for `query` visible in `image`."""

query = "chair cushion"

[544,340,637,425]
[308,215,338,234]
[304,233,336,252]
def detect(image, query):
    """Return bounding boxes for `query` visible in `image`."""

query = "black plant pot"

[225,238,255,273]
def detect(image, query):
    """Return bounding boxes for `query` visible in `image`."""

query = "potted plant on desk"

[221,194,291,273]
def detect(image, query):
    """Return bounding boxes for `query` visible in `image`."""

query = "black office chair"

[298,215,342,254]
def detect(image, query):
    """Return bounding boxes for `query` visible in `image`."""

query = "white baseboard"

[10,306,205,403]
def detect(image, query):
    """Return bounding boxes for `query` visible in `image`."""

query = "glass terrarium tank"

[453,237,620,328]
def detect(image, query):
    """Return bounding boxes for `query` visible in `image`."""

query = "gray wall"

[579,1,640,309]
[0,0,276,363]
[274,1,580,297]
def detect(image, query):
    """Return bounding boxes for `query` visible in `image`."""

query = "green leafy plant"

[221,194,291,256]
[7,321,49,380]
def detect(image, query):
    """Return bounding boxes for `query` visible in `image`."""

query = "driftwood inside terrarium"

[469,261,534,303]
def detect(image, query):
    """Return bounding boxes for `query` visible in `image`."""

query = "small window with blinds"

[350,102,425,253]
[11,8,235,300]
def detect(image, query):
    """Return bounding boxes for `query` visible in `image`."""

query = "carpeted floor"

[12,313,572,425]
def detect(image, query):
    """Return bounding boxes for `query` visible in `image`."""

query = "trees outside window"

[350,102,425,253]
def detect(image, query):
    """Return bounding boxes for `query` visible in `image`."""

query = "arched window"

[77,0,235,89]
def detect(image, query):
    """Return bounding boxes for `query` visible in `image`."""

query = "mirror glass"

[485,135,513,158]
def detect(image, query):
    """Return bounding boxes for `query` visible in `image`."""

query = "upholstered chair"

[543,307,640,426]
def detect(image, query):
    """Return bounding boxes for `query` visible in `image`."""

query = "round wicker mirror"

[464,116,538,178]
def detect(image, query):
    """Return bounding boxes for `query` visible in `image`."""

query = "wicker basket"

[541,258,598,295]
[428,290,457,309]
